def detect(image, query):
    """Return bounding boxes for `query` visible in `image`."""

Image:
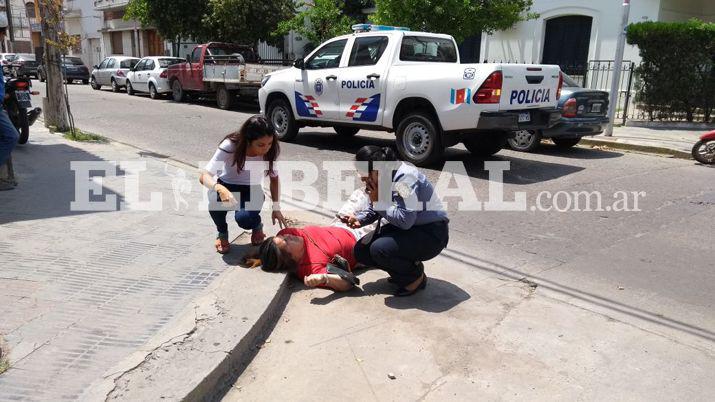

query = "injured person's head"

[257,234,305,273]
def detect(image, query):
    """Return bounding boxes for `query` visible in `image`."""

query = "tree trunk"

[39,0,70,132]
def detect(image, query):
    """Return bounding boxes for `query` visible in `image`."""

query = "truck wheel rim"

[511,130,535,148]
[696,141,715,162]
[403,122,431,159]
[271,107,288,135]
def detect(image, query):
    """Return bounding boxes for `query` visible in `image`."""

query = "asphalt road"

[31,81,715,350]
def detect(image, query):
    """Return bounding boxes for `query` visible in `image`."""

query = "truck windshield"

[400,36,457,63]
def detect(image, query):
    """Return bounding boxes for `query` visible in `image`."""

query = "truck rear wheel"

[463,134,507,157]
[395,112,443,167]
[267,98,298,141]
[216,85,235,110]
[172,80,186,102]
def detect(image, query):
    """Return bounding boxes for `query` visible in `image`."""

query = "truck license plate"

[518,112,531,123]
[15,91,31,108]
[591,103,602,113]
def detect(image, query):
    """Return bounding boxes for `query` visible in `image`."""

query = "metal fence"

[567,60,637,125]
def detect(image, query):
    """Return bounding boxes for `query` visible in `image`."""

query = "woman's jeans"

[208,179,264,239]
[354,220,449,287]
[0,110,19,167]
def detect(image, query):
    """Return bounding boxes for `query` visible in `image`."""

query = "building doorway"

[542,15,592,75]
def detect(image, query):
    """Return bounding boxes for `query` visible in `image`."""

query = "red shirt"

[277,226,357,280]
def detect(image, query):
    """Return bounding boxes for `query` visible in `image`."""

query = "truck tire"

[395,112,443,167]
[334,127,359,137]
[552,138,581,149]
[267,98,298,141]
[172,80,186,102]
[463,134,507,157]
[216,85,235,110]
[507,129,541,152]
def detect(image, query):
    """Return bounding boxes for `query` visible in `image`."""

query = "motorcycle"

[3,76,42,144]
[692,130,715,165]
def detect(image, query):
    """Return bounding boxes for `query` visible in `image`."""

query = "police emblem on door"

[314,79,324,96]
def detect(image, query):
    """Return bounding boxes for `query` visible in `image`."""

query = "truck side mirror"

[293,58,305,70]
[186,54,191,64]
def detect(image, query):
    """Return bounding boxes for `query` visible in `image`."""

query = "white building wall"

[483,0,663,66]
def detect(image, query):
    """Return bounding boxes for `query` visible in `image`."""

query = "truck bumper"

[476,109,561,131]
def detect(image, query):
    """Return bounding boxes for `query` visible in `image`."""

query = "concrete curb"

[579,137,692,160]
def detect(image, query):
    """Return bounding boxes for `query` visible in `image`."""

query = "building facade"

[94,0,168,59]
[64,0,102,67]
[0,0,38,54]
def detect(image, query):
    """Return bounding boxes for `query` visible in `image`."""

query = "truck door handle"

[326,75,338,81]
[367,73,380,80]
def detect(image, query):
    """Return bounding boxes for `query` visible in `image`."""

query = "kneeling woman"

[343,146,449,297]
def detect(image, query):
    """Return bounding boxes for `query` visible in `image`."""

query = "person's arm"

[354,204,380,226]
[269,174,287,228]
[304,273,353,292]
[199,144,236,204]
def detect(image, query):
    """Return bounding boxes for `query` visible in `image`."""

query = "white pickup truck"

[259,25,563,166]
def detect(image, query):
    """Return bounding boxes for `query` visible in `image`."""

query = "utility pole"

[38,0,69,131]
[3,0,13,52]
[604,0,631,137]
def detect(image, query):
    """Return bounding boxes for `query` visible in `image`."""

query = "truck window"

[399,36,457,63]
[306,39,347,70]
[191,48,202,63]
[348,36,389,67]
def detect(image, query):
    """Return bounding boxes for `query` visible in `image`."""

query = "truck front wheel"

[216,85,235,110]
[267,98,298,141]
[172,80,186,102]
[463,134,507,157]
[395,112,443,167]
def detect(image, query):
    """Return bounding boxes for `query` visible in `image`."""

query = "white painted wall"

[483,0,663,66]
[660,0,713,22]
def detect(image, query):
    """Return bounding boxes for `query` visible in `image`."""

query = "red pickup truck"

[166,42,288,109]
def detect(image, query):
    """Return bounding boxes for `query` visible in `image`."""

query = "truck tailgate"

[500,64,561,111]
[243,64,286,84]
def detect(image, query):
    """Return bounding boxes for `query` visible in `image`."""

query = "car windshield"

[159,58,183,68]
[63,57,84,66]
[562,74,581,88]
[120,59,139,68]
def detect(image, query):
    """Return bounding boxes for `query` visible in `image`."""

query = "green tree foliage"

[371,0,537,43]
[275,0,357,46]
[627,19,715,122]
[126,0,209,42]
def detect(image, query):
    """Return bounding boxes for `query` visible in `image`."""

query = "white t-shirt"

[204,139,278,185]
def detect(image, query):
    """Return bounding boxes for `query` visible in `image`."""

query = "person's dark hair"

[258,237,297,273]
[355,145,398,163]
[222,115,280,175]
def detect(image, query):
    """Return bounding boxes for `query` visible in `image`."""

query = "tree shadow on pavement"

[310,276,470,313]
[0,142,125,225]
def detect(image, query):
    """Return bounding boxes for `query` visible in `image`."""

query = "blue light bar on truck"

[351,24,410,33]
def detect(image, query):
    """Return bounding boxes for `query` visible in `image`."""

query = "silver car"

[90,56,140,92]
[125,57,184,99]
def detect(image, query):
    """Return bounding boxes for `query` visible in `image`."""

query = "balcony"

[94,0,129,11]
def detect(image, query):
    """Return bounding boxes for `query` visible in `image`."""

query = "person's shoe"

[394,275,427,297]
[251,229,266,245]
[0,180,15,191]
[215,237,230,254]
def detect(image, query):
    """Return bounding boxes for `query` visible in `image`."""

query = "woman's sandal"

[215,237,230,254]
[394,275,428,297]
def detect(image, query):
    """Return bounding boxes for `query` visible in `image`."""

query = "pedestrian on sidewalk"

[199,115,287,253]
[0,14,20,191]
[342,146,450,297]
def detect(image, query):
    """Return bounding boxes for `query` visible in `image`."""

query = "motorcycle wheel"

[17,107,29,144]
[692,140,715,164]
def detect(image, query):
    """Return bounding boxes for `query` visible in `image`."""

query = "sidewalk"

[580,126,703,158]
[0,127,286,401]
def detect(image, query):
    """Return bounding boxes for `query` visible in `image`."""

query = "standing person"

[199,115,287,253]
[0,14,19,191]
[342,146,449,297]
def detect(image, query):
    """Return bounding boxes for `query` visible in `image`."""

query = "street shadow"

[531,142,625,160]
[0,142,125,225]
[294,130,586,185]
[310,275,470,313]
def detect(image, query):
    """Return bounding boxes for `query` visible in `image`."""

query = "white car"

[125,57,184,99]
[259,24,563,165]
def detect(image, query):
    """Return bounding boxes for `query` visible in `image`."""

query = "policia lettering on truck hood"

[259,24,563,166]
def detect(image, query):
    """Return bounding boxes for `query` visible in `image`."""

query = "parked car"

[507,73,609,152]
[125,56,184,99]
[259,24,562,165]
[166,42,289,109]
[38,56,90,84]
[90,56,140,92]
[1,53,16,75]
[12,53,40,79]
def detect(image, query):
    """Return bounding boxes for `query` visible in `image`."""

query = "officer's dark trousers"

[354,221,449,287]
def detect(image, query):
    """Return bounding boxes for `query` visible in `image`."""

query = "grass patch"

[0,339,9,375]
[61,128,108,143]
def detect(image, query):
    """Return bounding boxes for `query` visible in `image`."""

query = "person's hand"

[304,273,328,288]
[215,184,237,206]
[365,179,379,203]
[339,214,362,229]
[272,210,288,229]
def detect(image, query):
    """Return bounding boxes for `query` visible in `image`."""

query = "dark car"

[507,73,609,152]
[38,56,90,84]
[12,53,40,79]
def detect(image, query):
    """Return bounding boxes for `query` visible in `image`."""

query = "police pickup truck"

[259,24,563,166]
